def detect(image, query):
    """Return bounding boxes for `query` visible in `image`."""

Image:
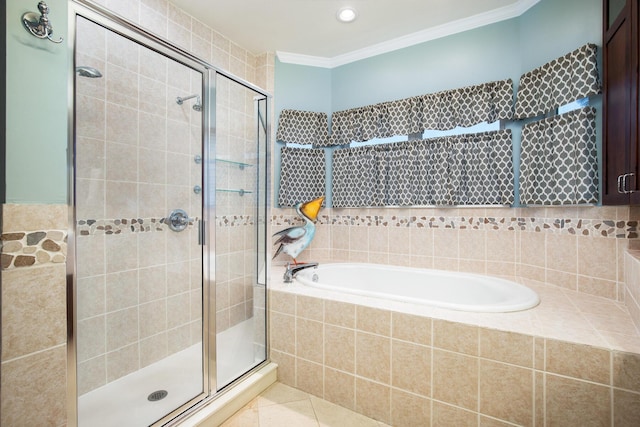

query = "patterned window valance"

[276,109,329,146]
[278,146,326,207]
[329,79,513,146]
[519,106,598,205]
[332,130,514,207]
[514,43,601,119]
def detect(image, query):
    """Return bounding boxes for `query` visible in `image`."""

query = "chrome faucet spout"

[283,262,318,283]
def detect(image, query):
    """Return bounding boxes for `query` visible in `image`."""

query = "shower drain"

[147,390,168,402]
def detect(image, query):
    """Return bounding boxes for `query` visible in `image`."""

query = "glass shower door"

[212,73,268,390]
[74,15,205,426]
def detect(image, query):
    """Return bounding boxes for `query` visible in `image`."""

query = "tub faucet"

[283,262,318,283]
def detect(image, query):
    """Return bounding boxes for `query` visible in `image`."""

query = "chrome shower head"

[76,66,102,78]
[176,94,202,112]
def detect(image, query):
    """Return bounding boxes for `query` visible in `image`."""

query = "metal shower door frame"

[67,1,271,424]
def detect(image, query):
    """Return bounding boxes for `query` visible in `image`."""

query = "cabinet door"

[630,0,640,204]
[603,0,634,204]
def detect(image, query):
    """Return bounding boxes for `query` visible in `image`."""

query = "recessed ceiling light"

[337,7,357,23]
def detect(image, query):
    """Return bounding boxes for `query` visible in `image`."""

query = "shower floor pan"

[79,318,261,426]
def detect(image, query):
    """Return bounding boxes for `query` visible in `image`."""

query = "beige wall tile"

[325,325,355,373]
[350,226,369,253]
[391,312,431,345]
[480,416,516,426]
[433,320,478,355]
[357,306,391,336]
[2,204,68,232]
[545,374,611,426]
[486,261,516,277]
[433,229,459,259]
[270,350,295,387]
[297,295,324,321]
[613,351,640,393]
[139,299,167,339]
[324,300,356,328]
[356,332,391,384]
[479,360,533,426]
[392,340,430,396]
[78,355,106,395]
[296,358,323,398]
[433,349,478,411]
[270,290,296,315]
[107,307,139,349]
[459,229,486,261]
[578,237,617,281]
[546,234,577,274]
[613,389,640,427]
[546,340,610,384]
[355,378,391,424]
[410,227,433,257]
[520,231,546,268]
[323,368,355,410]
[389,227,411,256]
[479,328,533,367]
[270,312,295,354]
[577,276,618,300]
[296,318,323,364]
[1,264,67,361]
[1,346,66,427]
[107,343,139,382]
[432,401,477,427]
[390,389,430,427]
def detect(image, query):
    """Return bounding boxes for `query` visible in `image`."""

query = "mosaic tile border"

[271,214,638,239]
[76,217,198,236]
[1,230,68,269]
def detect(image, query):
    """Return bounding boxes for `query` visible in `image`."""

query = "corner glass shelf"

[216,188,252,196]
[215,158,252,170]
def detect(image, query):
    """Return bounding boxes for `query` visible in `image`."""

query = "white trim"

[277,0,540,68]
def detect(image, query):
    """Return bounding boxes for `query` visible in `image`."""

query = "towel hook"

[22,1,63,44]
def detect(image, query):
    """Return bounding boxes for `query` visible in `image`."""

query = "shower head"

[176,94,202,112]
[76,66,102,78]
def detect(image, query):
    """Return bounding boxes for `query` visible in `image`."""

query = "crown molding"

[277,0,540,69]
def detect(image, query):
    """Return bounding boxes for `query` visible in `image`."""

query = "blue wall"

[4,0,69,204]
[274,62,332,204]
[274,0,603,207]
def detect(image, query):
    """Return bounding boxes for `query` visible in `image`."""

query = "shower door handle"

[167,209,194,232]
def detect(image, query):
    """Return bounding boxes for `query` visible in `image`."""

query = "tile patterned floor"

[220,382,390,427]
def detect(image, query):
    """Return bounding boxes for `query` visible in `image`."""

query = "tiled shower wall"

[214,77,263,333]
[1,0,274,425]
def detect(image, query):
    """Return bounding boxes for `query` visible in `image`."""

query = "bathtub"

[294,263,539,312]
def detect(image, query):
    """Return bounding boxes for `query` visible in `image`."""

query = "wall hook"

[22,1,63,44]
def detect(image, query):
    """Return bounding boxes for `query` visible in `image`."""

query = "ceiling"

[169,0,539,66]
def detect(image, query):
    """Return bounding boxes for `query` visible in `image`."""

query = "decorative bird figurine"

[273,196,325,265]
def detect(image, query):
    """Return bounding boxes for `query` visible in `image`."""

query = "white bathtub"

[295,263,540,313]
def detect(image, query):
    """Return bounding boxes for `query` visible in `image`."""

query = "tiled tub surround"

[273,206,636,303]
[269,273,640,426]
[1,204,68,426]
[624,251,640,336]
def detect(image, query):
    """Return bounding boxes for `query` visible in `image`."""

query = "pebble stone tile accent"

[3,213,633,270]
[1,230,67,269]
[272,213,638,239]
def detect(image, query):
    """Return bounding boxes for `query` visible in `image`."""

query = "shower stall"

[70,3,269,426]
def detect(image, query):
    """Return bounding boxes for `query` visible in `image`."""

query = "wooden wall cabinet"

[603,0,640,204]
